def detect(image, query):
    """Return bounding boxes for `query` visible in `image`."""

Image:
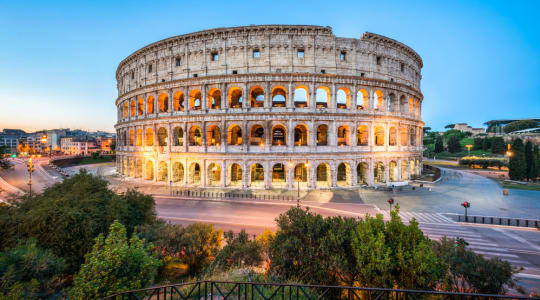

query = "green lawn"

[76,155,115,165]
[502,183,540,191]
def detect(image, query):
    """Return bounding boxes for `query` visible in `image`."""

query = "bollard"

[490,217,493,224]
[499,218,502,225]
[473,216,476,223]
[526,220,529,227]
[517,219,520,227]
[482,216,485,224]
[458,215,461,222]
[507,219,510,226]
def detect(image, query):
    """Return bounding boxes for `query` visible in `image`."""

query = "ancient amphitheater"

[115,25,424,189]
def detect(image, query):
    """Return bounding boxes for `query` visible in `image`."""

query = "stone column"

[154,91,158,116]
[143,94,148,117]
[287,119,293,151]
[242,160,248,188]
[202,159,207,187]
[351,161,358,186]
[168,89,173,114]
[368,158,374,186]
[221,160,226,187]
[309,84,316,109]
[264,161,271,189]
[201,84,207,111]
[265,82,271,109]
[287,82,293,109]
[286,163,294,189]
[330,161,337,187]
[184,86,190,113]
[397,158,402,181]
[308,162,315,189]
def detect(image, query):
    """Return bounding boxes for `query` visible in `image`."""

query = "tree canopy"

[503,120,538,133]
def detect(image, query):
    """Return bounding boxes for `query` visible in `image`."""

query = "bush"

[458,157,506,169]
[211,230,264,271]
[70,221,161,299]
[91,151,100,159]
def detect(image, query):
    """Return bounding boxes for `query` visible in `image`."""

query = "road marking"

[493,228,540,252]
[0,175,24,194]
[160,215,275,228]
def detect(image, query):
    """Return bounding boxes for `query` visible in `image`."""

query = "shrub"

[211,230,264,271]
[509,138,526,180]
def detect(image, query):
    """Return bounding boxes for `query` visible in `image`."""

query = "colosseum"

[115,25,424,190]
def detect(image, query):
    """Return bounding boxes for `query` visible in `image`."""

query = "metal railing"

[457,215,539,228]
[169,190,296,201]
[103,280,539,300]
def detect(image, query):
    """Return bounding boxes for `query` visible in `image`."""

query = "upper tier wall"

[116,25,423,96]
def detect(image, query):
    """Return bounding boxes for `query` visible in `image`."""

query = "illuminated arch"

[374,126,385,146]
[228,125,242,145]
[294,163,308,183]
[294,124,308,146]
[145,128,154,146]
[401,160,408,180]
[250,163,264,185]
[208,88,222,109]
[189,162,201,185]
[135,160,143,178]
[250,124,264,146]
[229,163,242,186]
[147,96,155,114]
[207,125,221,146]
[336,88,350,109]
[271,124,287,146]
[271,86,287,107]
[293,86,309,108]
[250,86,265,108]
[316,124,328,146]
[128,129,134,146]
[158,93,169,113]
[190,90,201,110]
[172,162,184,183]
[400,127,408,146]
[316,86,330,108]
[272,163,286,185]
[189,126,202,146]
[207,163,221,186]
[357,89,368,110]
[157,161,168,182]
[173,127,183,146]
[157,127,168,146]
[173,91,185,111]
[337,125,350,146]
[389,161,397,182]
[374,90,384,111]
[228,87,243,108]
[130,99,136,117]
[374,161,385,184]
[137,98,144,115]
[357,162,368,184]
[316,163,331,187]
[145,160,154,180]
[389,127,397,146]
[357,125,368,146]
[337,162,351,186]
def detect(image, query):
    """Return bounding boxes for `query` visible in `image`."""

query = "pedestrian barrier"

[169,189,296,202]
[457,214,539,229]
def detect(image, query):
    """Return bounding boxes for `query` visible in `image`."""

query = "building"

[115,25,424,189]
[484,118,540,135]
[453,123,486,136]
[60,136,100,155]
[0,129,26,154]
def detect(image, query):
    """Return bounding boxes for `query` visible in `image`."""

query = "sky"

[0,0,539,133]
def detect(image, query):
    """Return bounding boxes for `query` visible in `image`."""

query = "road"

[1,158,540,292]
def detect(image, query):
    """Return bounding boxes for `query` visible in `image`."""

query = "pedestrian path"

[419,223,537,271]
[381,211,456,224]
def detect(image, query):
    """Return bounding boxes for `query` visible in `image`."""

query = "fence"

[170,189,297,201]
[102,280,539,300]
[458,215,540,228]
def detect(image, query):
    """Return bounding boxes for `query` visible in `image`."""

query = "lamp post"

[461,201,470,221]
[27,157,34,197]
[465,144,472,156]
[387,197,394,211]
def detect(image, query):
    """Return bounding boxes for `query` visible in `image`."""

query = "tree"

[447,135,462,153]
[534,145,540,180]
[491,137,506,155]
[503,119,538,134]
[473,138,483,150]
[432,237,518,294]
[445,124,455,129]
[11,170,156,272]
[423,127,431,135]
[211,230,264,270]
[434,136,444,153]
[508,138,526,180]
[525,140,536,182]
[0,239,66,296]
[0,146,12,170]
[70,221,161,299]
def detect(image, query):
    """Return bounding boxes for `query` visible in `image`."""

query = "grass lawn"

[75,155,115,165]
[502,182,540,191]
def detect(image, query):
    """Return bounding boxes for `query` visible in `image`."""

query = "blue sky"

[0,0,539,132]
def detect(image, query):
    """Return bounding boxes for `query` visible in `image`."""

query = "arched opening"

[228,125,242,146]
[172,162,184,183]
[410,160,415,177]
[250,163,264,186]
[316,163,330,188]
[316,87,330,108]
[415,100,420,117]
[374,90,384,111]
[145,160,154,180]
[128,129,134,146]
[130,100,136,117]
[271,86,287,107]
[250,125,264,146]
[337,125,350,146]
[207,125,221,146]
[189,163,201,185]
[122,158,128,176]
[400,127,408,146]
[158,93,169,113]
[357,89,368,110]
[207,163,221,186]
[189,126,202,146]
[317,124,328,146]
[401,160,408,180]
[294,163,308,183]
[416,160,421,176]
[135,160,142,178]
[374,126,384,146]
[157,127,167,146]
[190,90,201,110]
[389,161,397,182]
[409,127,416,146]
[357,163,368,185]
[128,159,134,177]
[228,87,243,108]
[271,125,286,146]
[137,98,144,115]
[389,93,398,112]
[229,163,242,186]
[293,86,309,108]
[158,161,168,182]
[123,102,129,119]
[147,96,155,114]
[374,162,385,184]
[272,163,286,186]
[173,127,184,146]
[389,127,397,146]
[145,128,154,146]
[294,124,308,146]
[357,125,368,146]
[208,88,221,109]
[336,88,350,109]
[250,86,265,108]
[408,98,414,115]
[173,91,185,111]
[337,163,351,186]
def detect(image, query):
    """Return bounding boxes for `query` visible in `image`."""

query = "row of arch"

[119,86,421,119]
[119,159,422,187]
[118,123,420,148]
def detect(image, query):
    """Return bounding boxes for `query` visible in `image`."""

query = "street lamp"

[387,197,394,211]
[465,144,472,155]
[27,157,34,197]
[461,201,470,221]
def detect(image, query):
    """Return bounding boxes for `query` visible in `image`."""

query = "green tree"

[70,221,161,299]
[0,146,12,170]
[491,137,506,154]
[534,145,540,180]
[11,170,156,272]
[0,239,66,296]
[447,135,462,153]
[434,136,444,153]
[508,138,526,180]
[211,230,263,270]
[473,138,483,150]
[445,124,455,129]
[432,237,518,294]
[525,140,536,181]
[503,119,538,133]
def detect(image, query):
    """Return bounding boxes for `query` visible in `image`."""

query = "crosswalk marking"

[381,211,456,224]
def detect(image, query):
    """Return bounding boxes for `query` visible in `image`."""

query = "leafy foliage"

[211,230,264,270]
[503,119,538,133]
[69,221,161,299]
[491,137,506,154]
[434,136,444,153]
[0,239,66,296]
[447,135,462,153]
[0,147,12,170]
[525,141,536,181]
[509,138,526,180]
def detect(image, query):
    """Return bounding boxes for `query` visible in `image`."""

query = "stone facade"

[114,25,424,189]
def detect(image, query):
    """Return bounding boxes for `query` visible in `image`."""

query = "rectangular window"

[211,52,219,61]
[340,51,346,61]
[148,64,152,73]
[175,57,181,66]
[400,62,404,72]
[320,69,326,74]
[131,71,134,79]
[253,49,260,58]
[297,49,304,59]
[376,56,381,66]
[193,74,198,78]
[232,70,238,74]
